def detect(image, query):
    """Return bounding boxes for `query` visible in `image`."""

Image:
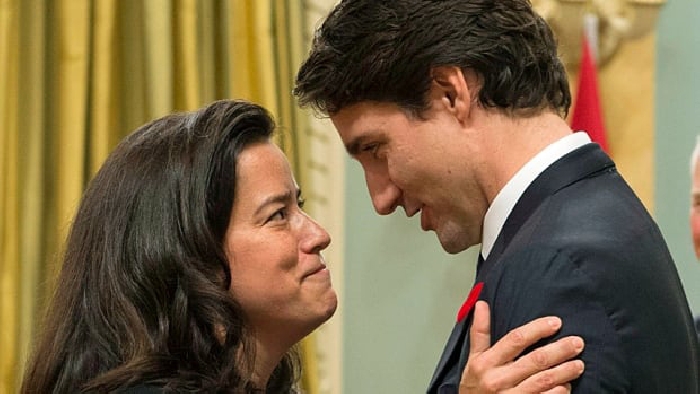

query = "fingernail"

[547,317,562,329]
[572,337,584,351]
[576,360,585,373]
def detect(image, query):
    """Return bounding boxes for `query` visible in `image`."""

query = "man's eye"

[693,196,700,207]
[362,144,378,153]
[361,143,382,158]
[298,197,306,209]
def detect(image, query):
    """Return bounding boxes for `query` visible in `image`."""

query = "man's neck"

[475,111,573,205]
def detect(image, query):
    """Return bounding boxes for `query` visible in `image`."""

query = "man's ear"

[430,66,478,123]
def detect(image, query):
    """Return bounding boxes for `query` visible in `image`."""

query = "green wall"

[343,159,477,394]
[655,0,700,313]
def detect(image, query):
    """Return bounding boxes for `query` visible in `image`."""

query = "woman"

[22,100,333,392]
[22,100,582,393]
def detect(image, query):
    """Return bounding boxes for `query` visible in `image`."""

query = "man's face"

[691,157,700,259]
[330,101,488,254]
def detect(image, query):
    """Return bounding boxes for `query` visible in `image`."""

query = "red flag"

[570,36,609,154]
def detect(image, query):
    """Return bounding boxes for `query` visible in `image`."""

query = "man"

[294,0,700,392]
[689,137,700,338]
[691,138,700,260]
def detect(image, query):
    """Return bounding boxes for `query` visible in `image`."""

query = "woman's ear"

[430,66,478,124]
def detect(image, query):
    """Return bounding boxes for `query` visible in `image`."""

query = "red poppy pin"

[456,282,484,322]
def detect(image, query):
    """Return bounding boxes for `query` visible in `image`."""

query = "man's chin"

[437,234,470,255]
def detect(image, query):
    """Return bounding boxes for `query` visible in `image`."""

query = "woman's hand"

[459,301,585,393]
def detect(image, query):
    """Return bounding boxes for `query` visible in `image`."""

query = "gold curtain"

[0,1,319,392]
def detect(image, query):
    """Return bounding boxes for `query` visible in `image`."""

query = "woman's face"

[224,141,337,344]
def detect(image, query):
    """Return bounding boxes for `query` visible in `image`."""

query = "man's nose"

[365,170,402,215]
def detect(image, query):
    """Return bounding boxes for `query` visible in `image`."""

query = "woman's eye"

[268,208,286,222]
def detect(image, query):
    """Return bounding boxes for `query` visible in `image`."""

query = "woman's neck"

[246,335,289,389]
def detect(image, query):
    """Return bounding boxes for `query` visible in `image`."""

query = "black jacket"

[429,144,700,393]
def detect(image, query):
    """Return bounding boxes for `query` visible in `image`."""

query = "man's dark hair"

[295,0,571,117]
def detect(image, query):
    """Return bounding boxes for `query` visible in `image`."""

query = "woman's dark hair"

[21,100,299,393]
[294,0,571,118]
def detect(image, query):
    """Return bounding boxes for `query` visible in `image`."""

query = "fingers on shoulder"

[518,336,585,370]
[516,360,585,393]
[484,316,563,365]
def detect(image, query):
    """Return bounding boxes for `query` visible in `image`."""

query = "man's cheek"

[691,212,700,258]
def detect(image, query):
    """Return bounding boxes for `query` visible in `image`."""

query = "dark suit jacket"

[428,144,700,393]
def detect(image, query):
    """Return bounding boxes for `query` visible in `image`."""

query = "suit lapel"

[427,316,470,392]
[428,257,485,392]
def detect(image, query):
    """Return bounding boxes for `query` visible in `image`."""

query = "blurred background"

[1,0,698,393]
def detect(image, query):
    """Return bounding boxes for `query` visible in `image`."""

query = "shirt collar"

[481,132,592,259]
